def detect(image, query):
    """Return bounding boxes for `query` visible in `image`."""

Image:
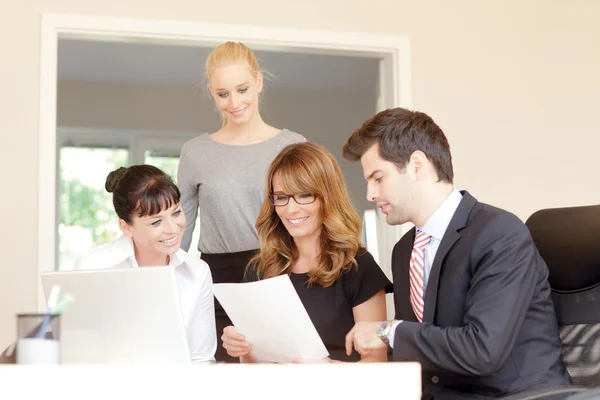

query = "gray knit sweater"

[178,129,306,254]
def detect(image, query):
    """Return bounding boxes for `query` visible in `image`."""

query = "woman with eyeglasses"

[220,142,392,362]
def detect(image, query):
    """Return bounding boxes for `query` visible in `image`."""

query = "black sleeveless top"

[246,249,392,361]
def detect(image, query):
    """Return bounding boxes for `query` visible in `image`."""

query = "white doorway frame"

[38,13,412,310]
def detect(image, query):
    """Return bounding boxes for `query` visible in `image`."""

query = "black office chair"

[503,204,600,400]
[566,387,600,400]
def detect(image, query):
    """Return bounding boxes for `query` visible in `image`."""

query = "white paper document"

[212,275,329,363]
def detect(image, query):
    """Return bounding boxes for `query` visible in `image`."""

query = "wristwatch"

[377,320,393,346]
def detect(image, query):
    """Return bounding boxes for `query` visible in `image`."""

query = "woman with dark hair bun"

[75,164,216,364]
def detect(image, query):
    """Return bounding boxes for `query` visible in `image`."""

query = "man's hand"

[345,321,388,356]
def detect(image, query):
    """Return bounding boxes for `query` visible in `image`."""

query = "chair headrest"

[525,204,600,292]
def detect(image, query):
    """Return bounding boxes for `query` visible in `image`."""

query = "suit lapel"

[422,191,477,323]
[397,229,418,321]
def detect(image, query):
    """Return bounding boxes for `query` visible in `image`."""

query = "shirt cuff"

[387,320,402,349]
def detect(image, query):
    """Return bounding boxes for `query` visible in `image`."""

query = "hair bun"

[105,167,128,193]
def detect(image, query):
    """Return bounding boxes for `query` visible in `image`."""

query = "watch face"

[378,321,389,337]
[377,322,390,345]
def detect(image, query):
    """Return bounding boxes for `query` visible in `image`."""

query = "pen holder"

[16,313,61,365]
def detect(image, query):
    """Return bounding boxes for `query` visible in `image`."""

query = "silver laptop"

[41,267,191,364]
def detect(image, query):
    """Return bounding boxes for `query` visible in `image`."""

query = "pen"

[37,285,61,338]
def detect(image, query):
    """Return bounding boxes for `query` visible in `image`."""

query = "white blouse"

[74,235,217,364]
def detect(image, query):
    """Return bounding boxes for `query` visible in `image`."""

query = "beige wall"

[1,0,599,347]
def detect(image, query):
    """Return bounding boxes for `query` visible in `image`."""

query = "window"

[144,151,179,179]
[58,146,129,270]
[362,209,380,266]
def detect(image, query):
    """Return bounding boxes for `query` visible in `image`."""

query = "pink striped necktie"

[409,230,431,322]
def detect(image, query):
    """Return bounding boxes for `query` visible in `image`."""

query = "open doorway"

[39,14,412,315]
[56,39,383,270]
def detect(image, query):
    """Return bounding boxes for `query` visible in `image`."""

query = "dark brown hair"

[105,165,180,224]
[342,107,454,183]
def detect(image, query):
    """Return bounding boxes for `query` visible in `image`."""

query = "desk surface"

[1,362,421,399]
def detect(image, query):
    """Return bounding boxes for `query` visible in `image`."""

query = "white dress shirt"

[389,189,463,347]
[74,235,217,364]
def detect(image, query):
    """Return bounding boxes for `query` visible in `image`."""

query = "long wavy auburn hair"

[248,142,363,287]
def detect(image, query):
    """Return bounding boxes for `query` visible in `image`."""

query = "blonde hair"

[248,142,363,287]
[205,41,261,127]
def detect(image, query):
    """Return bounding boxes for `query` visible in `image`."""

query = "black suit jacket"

[391,191,570,399]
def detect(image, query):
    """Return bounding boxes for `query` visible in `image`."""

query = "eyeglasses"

[269,193,317,207]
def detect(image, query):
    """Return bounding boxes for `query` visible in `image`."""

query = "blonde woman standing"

[178,42,305,362]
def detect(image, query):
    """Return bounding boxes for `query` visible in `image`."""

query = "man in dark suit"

[343,108,570,399]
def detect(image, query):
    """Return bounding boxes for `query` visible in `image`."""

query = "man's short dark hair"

[342,107,453,184]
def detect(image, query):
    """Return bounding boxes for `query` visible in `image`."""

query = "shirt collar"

[111,235,136,266]
[112,235,196,278]
[418,188,463,241]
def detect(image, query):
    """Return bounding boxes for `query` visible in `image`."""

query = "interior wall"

[57,80,376,214]
[1,0,599,347]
